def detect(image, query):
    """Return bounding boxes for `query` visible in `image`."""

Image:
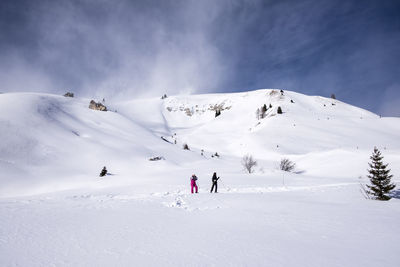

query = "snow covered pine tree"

[366,147,396,200]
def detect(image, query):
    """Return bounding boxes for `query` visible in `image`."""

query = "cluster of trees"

[256,104,283,119]
[256,104,272,120]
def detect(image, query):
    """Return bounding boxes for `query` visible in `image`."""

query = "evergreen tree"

[366,147,396,200]
[277,106,282,114]
[261,104,267,118]
[262,104,267,112]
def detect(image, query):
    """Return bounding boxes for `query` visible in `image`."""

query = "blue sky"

[1,0,399,116]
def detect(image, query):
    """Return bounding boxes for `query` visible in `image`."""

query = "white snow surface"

[0,89,399,266]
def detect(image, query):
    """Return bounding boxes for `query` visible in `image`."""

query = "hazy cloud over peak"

[0,0,399,116]
[0,0,227,98]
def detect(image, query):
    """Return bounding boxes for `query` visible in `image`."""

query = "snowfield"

[0,89,399,266]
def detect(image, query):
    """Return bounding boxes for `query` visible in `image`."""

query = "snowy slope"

[160,89,398,154]
[0,89,399,267]
[121,89,400,178]
[1,89,399,196]
[0,93,202,196]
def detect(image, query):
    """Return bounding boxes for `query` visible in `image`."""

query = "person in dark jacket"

[210,172,219,193]
[99,166,107,177]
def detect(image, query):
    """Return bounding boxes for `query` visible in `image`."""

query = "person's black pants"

[210,182,217,193]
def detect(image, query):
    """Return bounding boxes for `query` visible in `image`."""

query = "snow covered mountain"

[1,89,400,267]
[1,89,399,197]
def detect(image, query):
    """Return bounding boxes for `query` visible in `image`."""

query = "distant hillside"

[1,90,399,197]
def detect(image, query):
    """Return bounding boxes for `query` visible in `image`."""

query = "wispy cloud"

[0,0,399,116]
[0,0,227,98]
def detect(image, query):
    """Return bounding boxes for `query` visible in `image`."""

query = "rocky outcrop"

[89,100,107,111]
[149,156,165,161]
[64,92,74,97]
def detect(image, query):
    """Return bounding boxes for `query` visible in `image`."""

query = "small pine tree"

[183,143,190,150]
[269,103,272,108]
[366,147,396,200]
[330,94,336,99]
[277,106,282,114]
[260,104,267,118]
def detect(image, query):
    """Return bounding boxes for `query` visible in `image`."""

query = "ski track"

[2,182,399,267]
[1,182,358,211]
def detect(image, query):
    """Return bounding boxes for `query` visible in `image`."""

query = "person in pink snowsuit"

[191,174,198,193]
